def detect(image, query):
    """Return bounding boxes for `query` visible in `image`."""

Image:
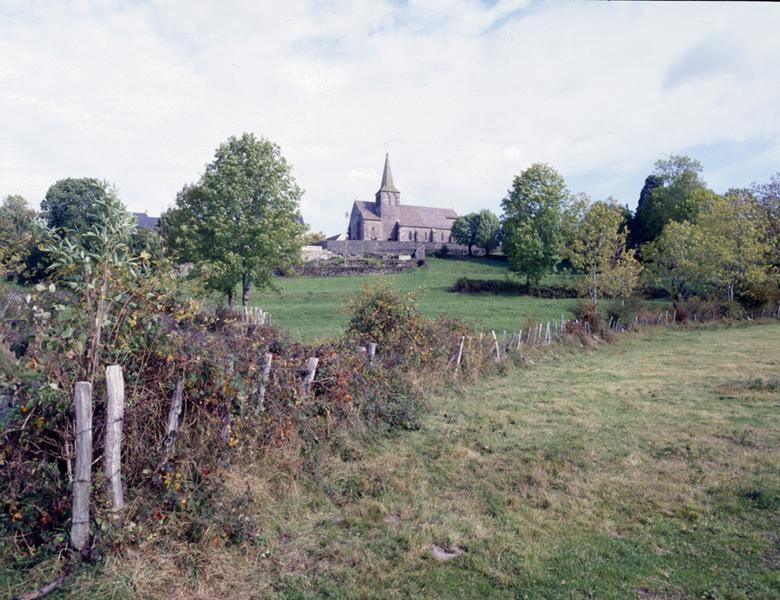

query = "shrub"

[450,277,579,298]
[346,284,426,350]
[673,296,746,322]
[606,298,649,326]
[573,300,605,335]
[434,244,450,258]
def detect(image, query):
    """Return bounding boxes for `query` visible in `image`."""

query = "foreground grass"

[250,257,580,341]
[8,323,779,599]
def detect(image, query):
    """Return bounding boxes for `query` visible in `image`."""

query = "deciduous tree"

[450,213,480,256]
[632,155,708,248]
[164,133,306,306]
[40,178,111,234]
[501,163,568,286]
[643,191,769,302]
[0,195,37,280]
[568,200,641,304]
[474,209,501,256]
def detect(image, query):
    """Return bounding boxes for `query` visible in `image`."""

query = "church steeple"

[378,153,399,193]
[375,153,401,212]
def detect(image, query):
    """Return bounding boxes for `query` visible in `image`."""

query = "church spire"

[378,153,399,193]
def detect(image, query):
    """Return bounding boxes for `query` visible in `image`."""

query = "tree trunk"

[242,273,251,307]
[468,244,473,256]
[227,289,234,307]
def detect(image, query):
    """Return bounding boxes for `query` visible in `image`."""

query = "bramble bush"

[1,274,480,570]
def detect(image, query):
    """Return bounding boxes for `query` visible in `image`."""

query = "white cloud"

[1,0,778,233]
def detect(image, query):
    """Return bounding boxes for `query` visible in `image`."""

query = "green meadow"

[251,257,582,341]
[40,322,780,599]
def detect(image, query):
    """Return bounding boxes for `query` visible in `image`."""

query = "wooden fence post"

[501,331,507,356]
[368,342,377,370]
[104,365,125,521]
[71,382,92,551]
[302,357,319,396]
[455,335,465,373]
[257,352,273,411]
[163,378,184,461]
[491,331,500,363]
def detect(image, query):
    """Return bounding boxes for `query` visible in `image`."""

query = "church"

[348,154,457,243]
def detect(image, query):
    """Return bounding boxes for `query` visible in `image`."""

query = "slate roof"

[133,212,160,229]
[354,200,381,221]
[397,205,457,229]
[353,201,456,229]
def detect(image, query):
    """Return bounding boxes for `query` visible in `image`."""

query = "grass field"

[251,257,582,341]
[29,322,779,599]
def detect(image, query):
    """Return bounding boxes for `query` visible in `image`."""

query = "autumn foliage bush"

[0,279,476,566]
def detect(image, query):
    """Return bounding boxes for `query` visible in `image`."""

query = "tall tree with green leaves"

[164,133,306,306]
[450,213,480,256]
[632,155,709,248]
[501,163,568,286]
[40,178,111,234]
[568,200,641,304]
[0,195,37,280]
[474,209,501,256]
[643,191,769,302]
[751,172,780,273]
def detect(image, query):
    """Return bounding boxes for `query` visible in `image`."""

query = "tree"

[501,163,568,286]
[751,172,780,273]
[642,220,705,299]
[643,191,769,302]
[164,133,306,306]
[474,209,501,256]
[0,195,37,280]
[567,200,641,304]
[631,155,708,248]
[450,213,480,256]
[40,178,111,234]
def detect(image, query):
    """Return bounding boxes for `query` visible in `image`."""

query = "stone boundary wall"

[315,240,471,257]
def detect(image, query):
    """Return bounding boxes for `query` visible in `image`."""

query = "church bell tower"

[375,153,400,218]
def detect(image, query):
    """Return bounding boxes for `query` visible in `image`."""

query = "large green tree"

[632,155,708,248]
[450,213,480,256]
[0,195,37,280]
[164,133,306,306]
[751,172,780,273]
[643,191,769,301]
[501,163,568,286]
[474,209,502,256]
[568,200,641,304]
[40,178,111,234]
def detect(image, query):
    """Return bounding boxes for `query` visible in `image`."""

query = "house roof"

[133,212,159,229]
[353,201,457,229]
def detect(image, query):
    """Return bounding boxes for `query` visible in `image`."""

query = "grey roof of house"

[353,201,457,229]
[133,212,160,229]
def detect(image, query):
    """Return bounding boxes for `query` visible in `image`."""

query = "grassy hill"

[44,322,779,599]
[251,257,581,341]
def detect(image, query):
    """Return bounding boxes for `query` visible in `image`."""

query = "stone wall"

[315,239,469,257]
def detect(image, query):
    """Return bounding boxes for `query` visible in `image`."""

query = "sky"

[1,0,779,235]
